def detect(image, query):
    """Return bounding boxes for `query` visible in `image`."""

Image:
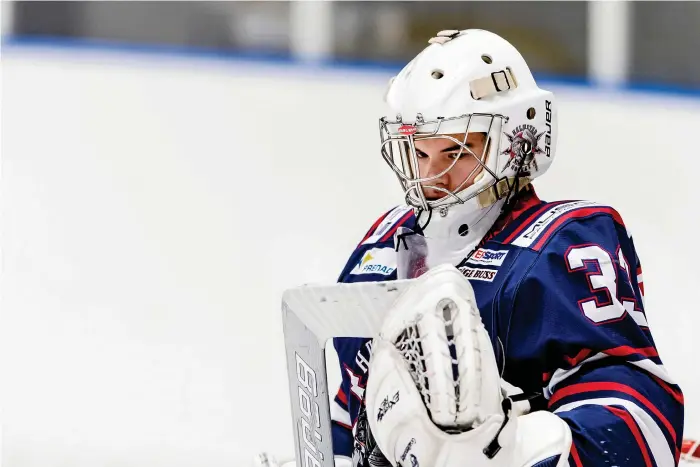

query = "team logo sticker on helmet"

[501,124,547,175]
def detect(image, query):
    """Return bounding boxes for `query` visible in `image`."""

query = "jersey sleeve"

[508,207,684,466]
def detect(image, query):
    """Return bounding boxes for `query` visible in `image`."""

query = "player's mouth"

[422,187,449,201]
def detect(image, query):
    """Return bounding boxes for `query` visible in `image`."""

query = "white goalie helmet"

[380,29,558,265]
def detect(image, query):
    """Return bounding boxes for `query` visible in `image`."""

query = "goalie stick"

[281,279,414,467]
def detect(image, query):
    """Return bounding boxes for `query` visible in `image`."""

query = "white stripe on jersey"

[512,200,600,248]
[330,399,351,427]
[629,359,676,385]
[544,353,608,399]
[543,353,676,399]
[554,397,675,467]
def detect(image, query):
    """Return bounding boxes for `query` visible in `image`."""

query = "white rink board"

[2,46,699,467]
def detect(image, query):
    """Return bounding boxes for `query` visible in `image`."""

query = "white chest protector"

[417,196,507,272]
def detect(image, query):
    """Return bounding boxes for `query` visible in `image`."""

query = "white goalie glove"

[364,264,573,467]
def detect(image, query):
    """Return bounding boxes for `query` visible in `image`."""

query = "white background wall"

[2,46,699,467]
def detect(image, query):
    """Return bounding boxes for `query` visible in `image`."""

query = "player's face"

[414,132,488,201]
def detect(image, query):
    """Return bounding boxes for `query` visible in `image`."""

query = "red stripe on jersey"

[638,268,645,296]
[606,406,653,467]
[332,419,352,430]
[532,206,625,251]
[336,387,348,406]
[604,346,659,359]
[380,210,414,242]
[548,381,678,447]
[548,346,660,384]
[560,346,659,366]
[503,200,569,244]
[651,375,685,405]
[360,209,392,244]
[563,348,594,367]
[570,441,584,467]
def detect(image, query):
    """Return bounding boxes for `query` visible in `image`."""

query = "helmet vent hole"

[527,108,536,119]
[481,54,493,64]
[431,69,445,79]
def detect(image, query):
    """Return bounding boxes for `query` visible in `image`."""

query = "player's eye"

[449,151,469,160]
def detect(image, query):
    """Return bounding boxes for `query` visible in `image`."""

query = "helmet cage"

[379,112,510,211]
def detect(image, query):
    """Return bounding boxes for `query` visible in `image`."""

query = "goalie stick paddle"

[281,279,413,467]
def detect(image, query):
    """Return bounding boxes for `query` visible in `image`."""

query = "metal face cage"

[379,113,509,211]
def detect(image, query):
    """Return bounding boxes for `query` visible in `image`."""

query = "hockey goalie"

[261,29,686,466]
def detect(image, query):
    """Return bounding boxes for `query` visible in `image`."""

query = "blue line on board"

[3,34,700,100]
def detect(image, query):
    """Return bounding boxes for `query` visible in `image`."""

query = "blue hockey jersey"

[331,186,685,466]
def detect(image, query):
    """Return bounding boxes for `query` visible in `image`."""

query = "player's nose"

[420,156,451,198]
[421,154,450,177]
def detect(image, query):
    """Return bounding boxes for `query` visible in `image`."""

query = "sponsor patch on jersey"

[458,266,498,282]
[350,247,396,276]
[512,200,601,248]
[467,248,509,266]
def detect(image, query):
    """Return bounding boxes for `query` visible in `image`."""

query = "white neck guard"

[418,195,507,269]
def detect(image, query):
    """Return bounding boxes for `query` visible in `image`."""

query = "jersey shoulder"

[501,200,647,391]
[337,205,416,283]
[357,205,415,247]
[495,199,627,252]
